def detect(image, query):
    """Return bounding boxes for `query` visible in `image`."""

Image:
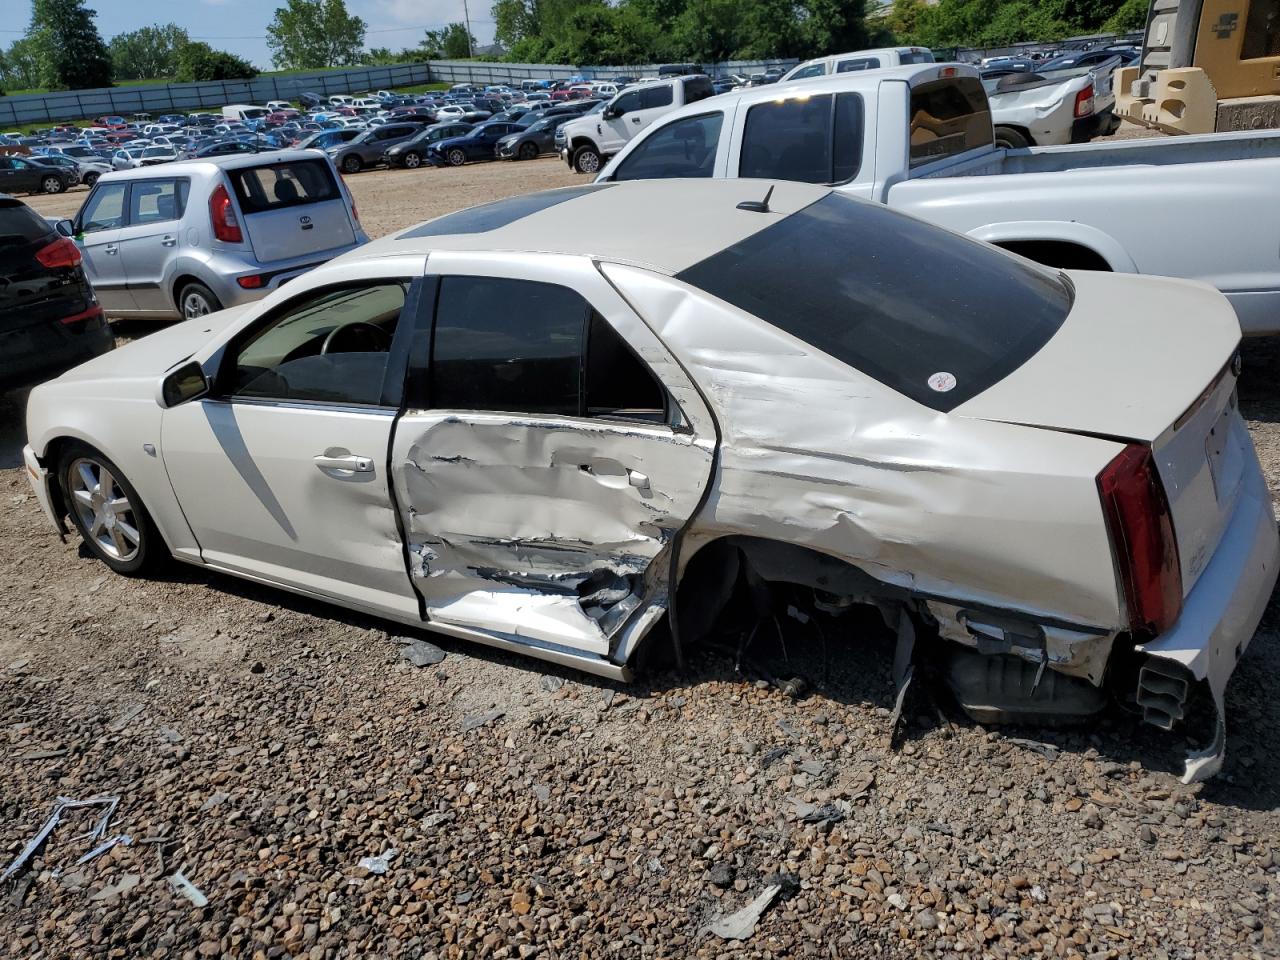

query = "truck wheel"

[179,281,223,320]
[403,151,422,168]
[341,154,362,174]
[41,175,66,194]
[994,126,1031,149]
[518,141,538,161]
[572,145,602,174]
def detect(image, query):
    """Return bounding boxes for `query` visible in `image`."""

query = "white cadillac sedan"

[23,180,1278,781]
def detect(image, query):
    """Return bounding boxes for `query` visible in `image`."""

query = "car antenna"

[736,185,774,213]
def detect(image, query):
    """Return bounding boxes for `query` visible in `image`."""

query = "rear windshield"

[908,77,993,167]
[901,50,936,64]
[229,159,339,214]
[675,194,1072,412]
[0,200,52,248]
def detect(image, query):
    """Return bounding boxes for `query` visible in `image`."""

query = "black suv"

[0,155,75,195]
[0,195,113,390]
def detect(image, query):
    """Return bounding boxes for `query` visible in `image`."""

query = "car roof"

[95,148,322,183]
[348,179,830,274]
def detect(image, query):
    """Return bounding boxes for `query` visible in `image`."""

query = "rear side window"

[909,77,993,167]
[640,85,674,109]
[0,200,52,246]
[613,112,723,181]
[675,194,1072,413]
[789,63,827,80]
[836,57,880,72]
[739,93,864,184]
[229,159,339,214]
[682,76,714,103]
[128,179,189,225]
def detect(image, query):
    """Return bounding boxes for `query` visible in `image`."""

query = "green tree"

[803,0,871,54]
[673,0,740,64]
[109,23,190,81]
[421,23,476,58]
[4,38,42,90]
[1103,0,1148,32]
[266,0,367,69]
[27,0,113,90]
[174,41,258,82]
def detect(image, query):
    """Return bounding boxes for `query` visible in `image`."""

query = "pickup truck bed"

[890,129,1280,333]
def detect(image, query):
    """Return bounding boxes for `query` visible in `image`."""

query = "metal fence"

[0,62,433,127]
[0,58,799,128]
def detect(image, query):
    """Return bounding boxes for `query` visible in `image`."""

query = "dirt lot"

[2,151,1278,959]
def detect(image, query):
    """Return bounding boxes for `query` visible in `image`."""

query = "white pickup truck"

[596,63,1280,335]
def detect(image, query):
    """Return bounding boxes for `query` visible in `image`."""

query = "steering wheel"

[321,321,391,355]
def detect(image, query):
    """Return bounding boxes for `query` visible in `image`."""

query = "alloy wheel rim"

[68,458,140,562]
[449,150,465,166]
[43,177,60,193]
[405,153,420,168]
[184,293,211,319]
[579,152,599,173]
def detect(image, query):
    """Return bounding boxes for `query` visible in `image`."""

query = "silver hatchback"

[56,150,368,320]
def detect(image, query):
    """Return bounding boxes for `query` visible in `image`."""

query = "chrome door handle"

[104,244,118,254]
[314,454,374,473]
[161,235,176,246]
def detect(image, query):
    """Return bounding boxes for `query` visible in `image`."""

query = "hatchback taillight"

[1096,443,1182,635]
[34,236,82,269]
[1074,83,1095,118]
[209,182,243,243]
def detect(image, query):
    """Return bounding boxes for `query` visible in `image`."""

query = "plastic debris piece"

[77,834,132,865]
[90,872,140,901]
[168,870,208,907]
[358,848,398,875]
[0,795,119,884]
[707,883,782,940]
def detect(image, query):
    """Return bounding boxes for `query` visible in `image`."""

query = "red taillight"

[1074,83,1095,118]
[340,174,360,224]
[1097,443,1182,635]
[237,274,263,289]
[209,182,243,243]
[59,304,102,325]
[34,236,82,269]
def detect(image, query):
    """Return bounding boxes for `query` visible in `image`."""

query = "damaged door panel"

[391,252,715,658]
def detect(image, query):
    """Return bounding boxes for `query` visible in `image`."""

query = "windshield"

[675,194,1072,413]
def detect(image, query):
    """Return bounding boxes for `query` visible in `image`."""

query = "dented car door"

[390,252,716,657]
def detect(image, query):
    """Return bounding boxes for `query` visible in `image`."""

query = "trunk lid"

[224,157,356,264]
[955,270,1246,596]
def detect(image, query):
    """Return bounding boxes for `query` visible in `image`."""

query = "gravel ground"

[4,150,1278,959]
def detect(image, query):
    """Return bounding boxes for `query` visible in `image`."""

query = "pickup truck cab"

[597,63,1280,335]
[782,46,935,80]
[559,75,715,174]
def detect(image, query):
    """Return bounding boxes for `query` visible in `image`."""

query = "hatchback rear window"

[0,200,52,248]
[675,194,1072,412]
[229,159,339,214]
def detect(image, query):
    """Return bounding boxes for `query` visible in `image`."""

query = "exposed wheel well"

[995,240,1113,271]
[171,275,206,312]
[570,138,599,152]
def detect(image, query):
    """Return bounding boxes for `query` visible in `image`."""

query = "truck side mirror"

[158,361,210,408]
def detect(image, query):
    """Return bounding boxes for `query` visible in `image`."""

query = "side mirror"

[158,360,210,408]
[54,218,74,237]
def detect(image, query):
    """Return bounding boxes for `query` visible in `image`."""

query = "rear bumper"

[1138,448,1279,781]
[0,306,114,391]
[1070,107,1114,143]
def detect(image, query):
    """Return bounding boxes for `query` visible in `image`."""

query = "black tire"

[341,154,362,174]
[572,145,602,174]
[41,175,65,194]
[178,281,222,320]
[58,441,164,576]
[83,171,100,186]
[446,148,467,167]
[402,151,422,169]
[518,141,538,161]
[994,126,1031,149]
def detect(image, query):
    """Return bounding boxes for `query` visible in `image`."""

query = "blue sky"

[8,0,497,69]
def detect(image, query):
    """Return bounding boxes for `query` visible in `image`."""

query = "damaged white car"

[23,180,1278,781]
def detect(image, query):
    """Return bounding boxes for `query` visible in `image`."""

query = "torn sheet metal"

[1,795,119,883]
[168,870,208,907]
[391,414,713,656]
[77,834,132,865]
[706,883,782,940]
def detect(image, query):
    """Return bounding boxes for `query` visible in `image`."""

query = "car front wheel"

[518,142,538,161]
[446,148,467,166]
[83,171,100,186]
[342,154,362,173]
[59,442,162,575]
[572,145,601,174]
[179,281,222,320]
[41,175,65,194]
[403,151,422,168]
